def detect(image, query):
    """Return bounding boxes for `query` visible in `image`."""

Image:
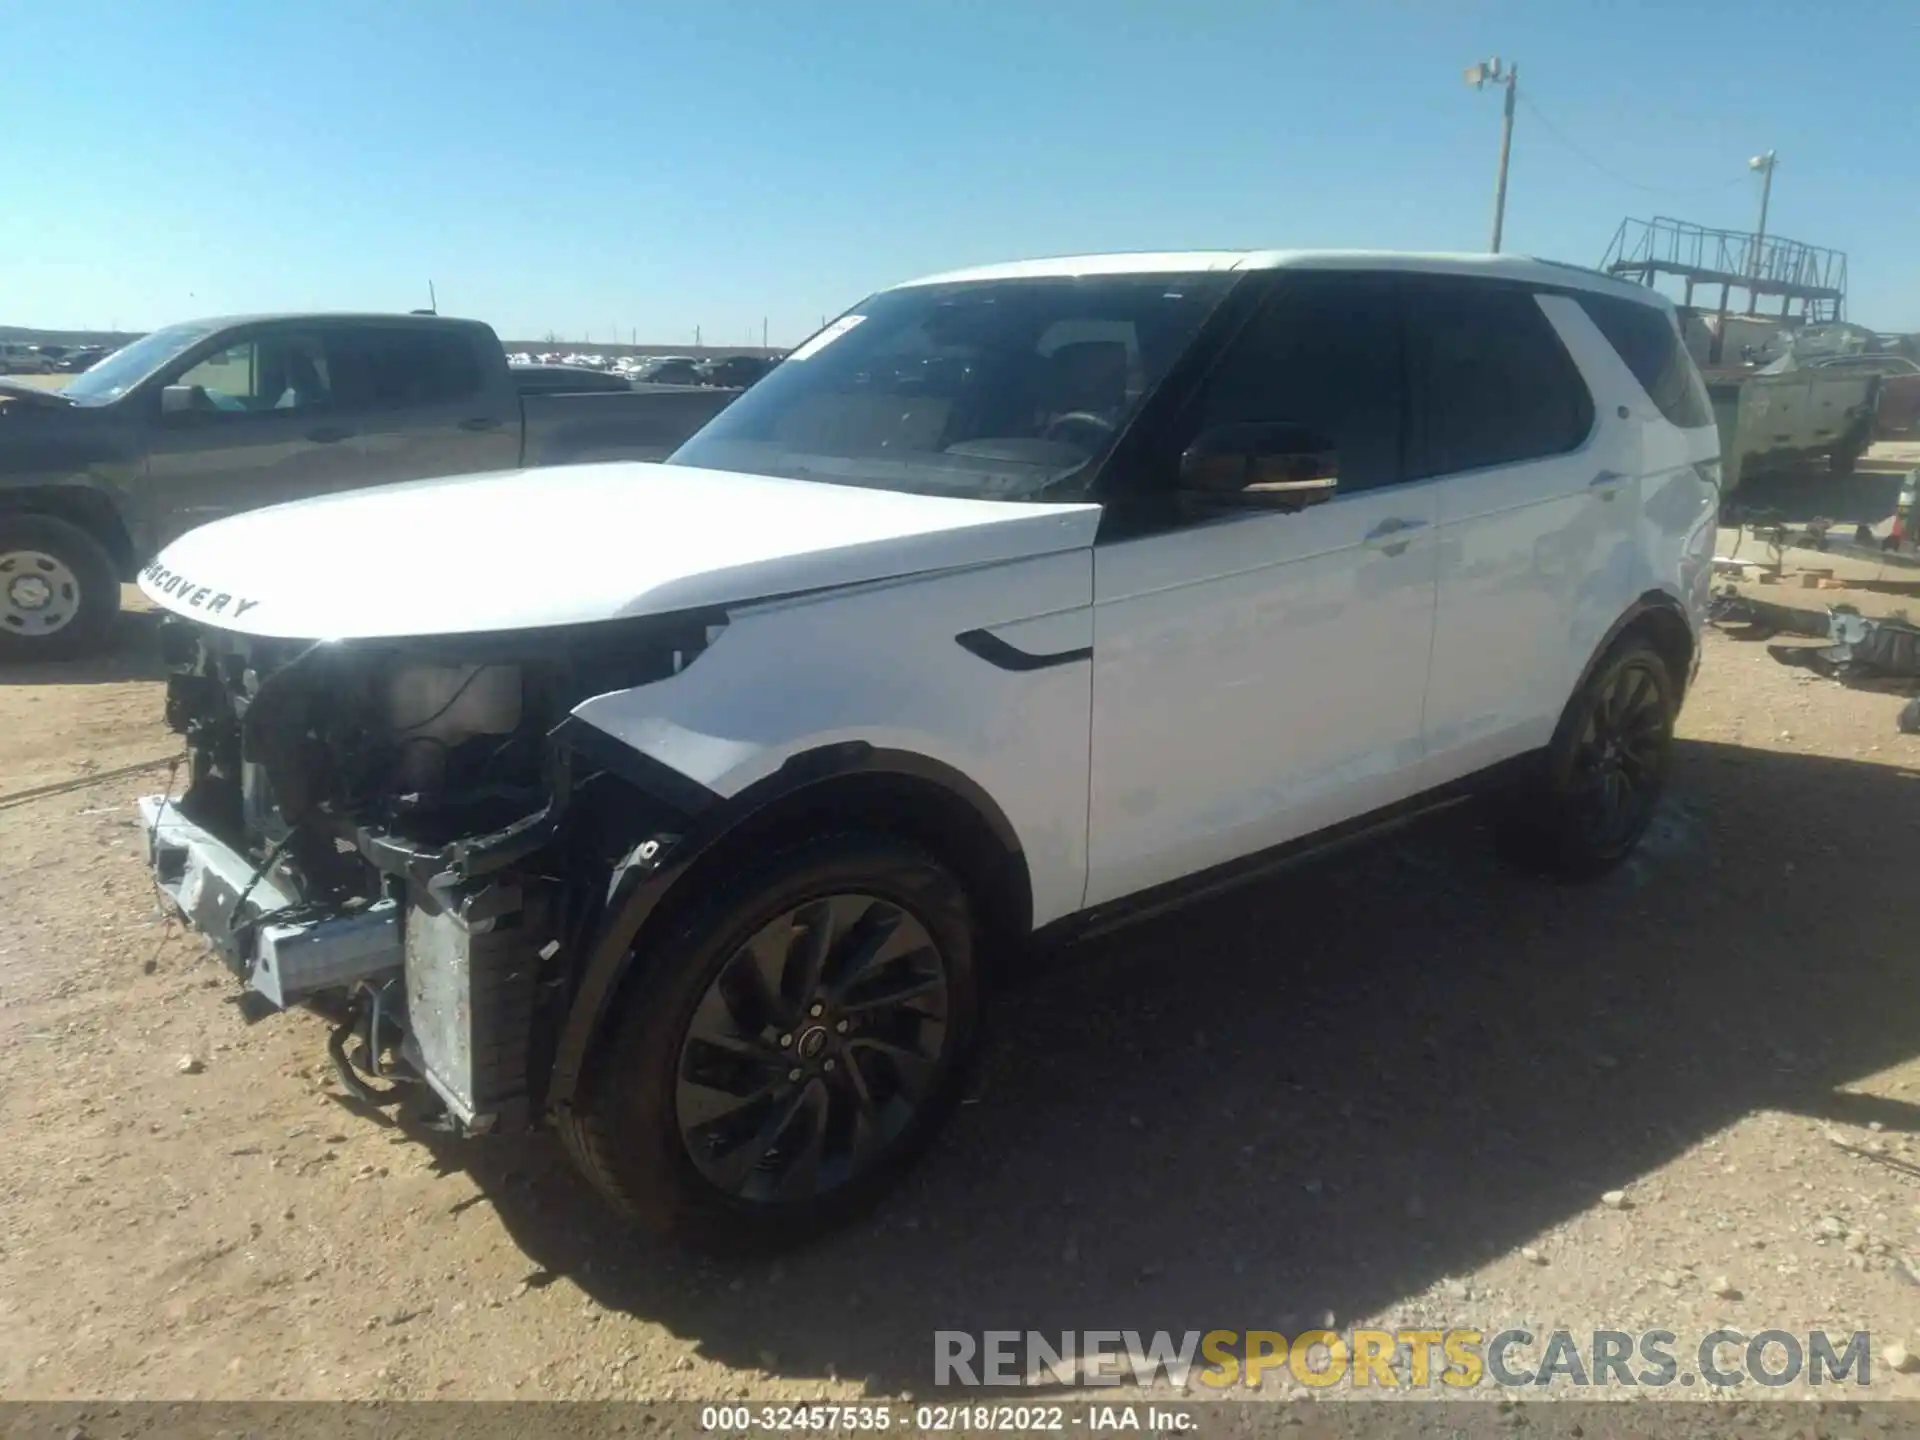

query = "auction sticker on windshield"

[786,314,865,361]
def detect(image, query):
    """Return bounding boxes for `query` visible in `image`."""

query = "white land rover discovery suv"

[137,251,1720,1248]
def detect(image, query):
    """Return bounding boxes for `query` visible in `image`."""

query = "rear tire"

[1496,637,1678,881]
[560,833,981,1252]
[0,514,121,662]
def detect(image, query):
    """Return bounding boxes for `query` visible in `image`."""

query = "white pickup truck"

[134,249,1719,1250]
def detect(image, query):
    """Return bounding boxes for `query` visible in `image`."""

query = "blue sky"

[5,0,1916,343]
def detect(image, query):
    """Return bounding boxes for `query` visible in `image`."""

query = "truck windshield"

[62,323,218,405]
[668,272,1237,501]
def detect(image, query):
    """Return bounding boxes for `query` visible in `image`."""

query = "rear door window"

[330,327,484,408]
[1575,293,1715,430]
[1405,280,1594,478]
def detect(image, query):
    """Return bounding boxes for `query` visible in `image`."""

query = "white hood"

[138,462,1102,640]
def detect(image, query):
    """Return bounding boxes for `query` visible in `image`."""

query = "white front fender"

[567,552,1095,928]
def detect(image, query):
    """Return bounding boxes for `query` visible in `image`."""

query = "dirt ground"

[3,585,1920,1405]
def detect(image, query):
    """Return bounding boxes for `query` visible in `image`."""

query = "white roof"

[894,249,1666,307]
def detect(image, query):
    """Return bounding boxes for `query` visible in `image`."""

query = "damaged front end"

[141,611,717,1134]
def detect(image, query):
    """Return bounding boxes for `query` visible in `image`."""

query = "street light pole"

[1746,149,1777,314]
[1466,57,1519,253]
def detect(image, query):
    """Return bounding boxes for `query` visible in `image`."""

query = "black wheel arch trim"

[1575,591,1695,700]
[954,628,1091,671]
[544,737,1028,1115]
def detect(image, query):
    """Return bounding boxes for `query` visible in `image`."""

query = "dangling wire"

[227,826,301,936]
[1517,93,1752,199]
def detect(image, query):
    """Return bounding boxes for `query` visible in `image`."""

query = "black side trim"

[549,714,720,820]
[955,628,1092,672]
[1034,750,1542,950]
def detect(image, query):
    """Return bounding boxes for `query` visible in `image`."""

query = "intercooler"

[400,877,545,1134]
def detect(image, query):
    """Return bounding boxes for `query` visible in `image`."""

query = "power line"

[1515,92,1751,199]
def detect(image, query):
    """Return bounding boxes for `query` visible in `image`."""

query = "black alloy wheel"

[559,834,979,1250]
[1498,636,1678,880]
[1567,654,1670,856]
[675,893,951,1203]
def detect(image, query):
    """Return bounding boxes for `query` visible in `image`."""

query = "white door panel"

[1421,461,1627,779]
[1087,486,1438,906]
[1417,291,1642,790]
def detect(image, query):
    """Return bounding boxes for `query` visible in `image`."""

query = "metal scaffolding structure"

[1600,216,1846,324]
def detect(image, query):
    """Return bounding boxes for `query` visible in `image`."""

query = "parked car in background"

[632,356,702,385]
[508,361,634,393]
[0,342,54,375]
[131,249,1719,1250]
[0,313,741,658]
[696,354,776,388]
[56,346,110,373]
[1807,352,1920,437]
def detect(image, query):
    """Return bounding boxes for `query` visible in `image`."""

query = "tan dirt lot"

[3,595,1920,1404]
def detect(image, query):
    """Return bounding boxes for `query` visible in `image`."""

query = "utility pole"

[762,316,769,352]
[1746,150,1777,315]
[1465,57,1518,253]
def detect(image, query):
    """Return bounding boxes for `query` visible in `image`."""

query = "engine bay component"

[143,610,711,1136]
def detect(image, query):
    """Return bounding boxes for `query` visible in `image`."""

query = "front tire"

[561,834,980,1251]
[1499,637,1678,881]
[0,514,122,662]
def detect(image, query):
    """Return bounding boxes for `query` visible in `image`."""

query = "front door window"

[170,334,335,414]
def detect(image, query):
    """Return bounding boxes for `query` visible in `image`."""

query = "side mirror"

[159,385,210,418]
[1179,422,1339,509]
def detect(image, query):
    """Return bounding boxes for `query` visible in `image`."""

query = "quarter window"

[1576,293,1715,430]
[1406,282,1594,477]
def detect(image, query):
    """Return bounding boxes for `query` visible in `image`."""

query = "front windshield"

[61,323,217,405]
[668,272,1236,501]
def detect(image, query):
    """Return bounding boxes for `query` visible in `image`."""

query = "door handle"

[1363,516,1429,556]
[458,416,503,432]
[305,425,354,444]
[1589,469,1628,500]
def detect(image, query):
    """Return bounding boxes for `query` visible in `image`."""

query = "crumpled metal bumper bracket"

[137,795,402,1006]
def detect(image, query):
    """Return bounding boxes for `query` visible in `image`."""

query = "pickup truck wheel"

[561,834,980,1251]
[0,515,121,662]
[1497,637,1677,881]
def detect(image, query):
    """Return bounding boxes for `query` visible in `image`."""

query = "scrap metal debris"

[1817,607,1920,677]
[1708,587,1830,638]
[1766,605,1920,678]
[1758,603,1920,734]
